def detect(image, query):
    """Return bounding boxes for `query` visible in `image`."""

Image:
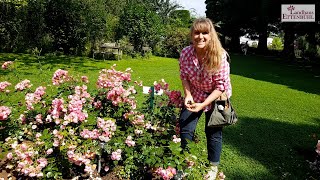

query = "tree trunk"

[256,0,269,55]
[229,25,241,53]
[257,23,268,55]
[282,23,295,60]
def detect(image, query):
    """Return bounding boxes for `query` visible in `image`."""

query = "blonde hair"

[191,18,225,72]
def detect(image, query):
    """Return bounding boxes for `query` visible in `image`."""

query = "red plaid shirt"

[179,46,232,110]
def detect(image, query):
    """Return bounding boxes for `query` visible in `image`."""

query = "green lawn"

[1,53,320,179]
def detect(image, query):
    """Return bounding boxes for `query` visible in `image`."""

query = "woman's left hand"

[186,103,204,112]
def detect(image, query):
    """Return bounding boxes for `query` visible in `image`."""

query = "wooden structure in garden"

[93,42,122,60]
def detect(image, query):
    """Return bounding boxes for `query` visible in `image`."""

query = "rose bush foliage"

[0,61,216,179]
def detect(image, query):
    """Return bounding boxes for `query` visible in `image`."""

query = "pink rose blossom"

[35,133,42,138]
[84,164,96,173]
[0,106,11,120]
[155,166,177,180]
[53,139,59,147]
[15,79,32,91]
[1,61,13,69]
[111,149,122,161]
[35,114,43,124]
[0,81,11,92]
[316,140,320,155]
[134,129,143,135]
[104,166,109,172]
[80,129,100,139]
[46,148,53,155]
[52,69,69,85]
[93,100,102,109]
[153,79,169,92]
[145,122,152,129]
[81,76,89,83]
[218,172,226,180]
[37,158,48,168]
[6,152,13,159]
[172,135,181,143]
[21,143,27,151]
[125,136,136,147]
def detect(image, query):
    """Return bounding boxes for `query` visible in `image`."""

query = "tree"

[117,2,163,53]
[206,0,255,52]
[104,0,127,16]
[169,10,192,28]
[0,1,26,52]
[146,0,181,22]
[205,0,281,54]
[45,0,105,55]
[23,0,48,52]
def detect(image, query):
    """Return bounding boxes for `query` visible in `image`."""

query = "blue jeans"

[179,108,223,165]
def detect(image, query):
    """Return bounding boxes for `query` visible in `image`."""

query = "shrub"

[156,27,190,58]
[0,61,215,179]
[268,37,283,51]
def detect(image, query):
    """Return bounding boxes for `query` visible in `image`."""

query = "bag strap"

[217,92,228,101]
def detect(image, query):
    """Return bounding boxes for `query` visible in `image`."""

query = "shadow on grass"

[223,116,319,179]
[230,54,320,95]
[0,53,106,75]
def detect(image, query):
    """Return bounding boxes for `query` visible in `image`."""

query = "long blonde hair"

[191,18,225,72]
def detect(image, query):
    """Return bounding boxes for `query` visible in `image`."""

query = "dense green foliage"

[117,2,163,52]
[0,0,192,57]
[205,0,320,62]
[154,27,190,58]
[169,10,192,28]
[268,37,283,51]
[0,0,106,55]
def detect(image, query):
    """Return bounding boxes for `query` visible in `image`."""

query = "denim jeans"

[179,108,223,165]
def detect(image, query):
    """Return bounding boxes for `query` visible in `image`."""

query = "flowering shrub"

[309,140,320,178]
[0,61,225,179]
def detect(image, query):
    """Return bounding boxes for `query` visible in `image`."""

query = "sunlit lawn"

[1,53,320,179]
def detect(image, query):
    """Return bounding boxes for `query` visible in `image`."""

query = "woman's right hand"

[184,96,194,109]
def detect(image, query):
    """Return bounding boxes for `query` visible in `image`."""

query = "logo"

[281,4,315,22]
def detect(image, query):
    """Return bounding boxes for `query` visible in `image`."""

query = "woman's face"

[192,29,211,50]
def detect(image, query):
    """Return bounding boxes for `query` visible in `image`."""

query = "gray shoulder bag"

[207,93,238,127]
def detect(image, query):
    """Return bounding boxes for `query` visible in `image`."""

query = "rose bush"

[0,61,220,179]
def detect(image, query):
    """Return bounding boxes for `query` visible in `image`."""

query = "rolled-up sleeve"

[213,54,230,92]
[179,50,188,81]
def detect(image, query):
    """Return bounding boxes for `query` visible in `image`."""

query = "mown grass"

[1,53,320,179]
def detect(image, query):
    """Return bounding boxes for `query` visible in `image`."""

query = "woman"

[179,18,231,179]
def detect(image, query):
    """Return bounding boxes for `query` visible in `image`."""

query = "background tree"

[146,0,181,23]
[0,1,26,52]
[23,0,48,52]
[169,10,193,28]
[206,0,257,52]
[44,0,105,55]
[116,2,163,53]
[205,0,319,62]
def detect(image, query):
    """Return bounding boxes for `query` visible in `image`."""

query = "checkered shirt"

[179,45,232,111]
